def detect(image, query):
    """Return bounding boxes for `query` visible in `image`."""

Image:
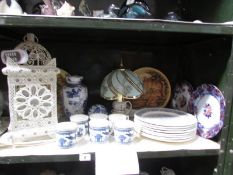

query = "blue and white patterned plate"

[188,84,225,138]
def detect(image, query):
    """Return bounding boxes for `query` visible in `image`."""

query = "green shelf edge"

[0,15,233,35]
[215,38,233,175]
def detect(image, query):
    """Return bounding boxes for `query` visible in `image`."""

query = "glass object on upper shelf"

[118,0,151,18]
[164,11,182,21]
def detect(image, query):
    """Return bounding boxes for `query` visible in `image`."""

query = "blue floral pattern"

[114,128,134,144]
[89,127,110,143]
[57,131,76,148]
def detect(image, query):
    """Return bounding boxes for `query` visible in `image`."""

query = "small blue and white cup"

[89,113,108,120]
[56,122,78,148]
[114,120,135,144]
[89,119,112,143]
[88,104,108,115]
[70,114,89,137]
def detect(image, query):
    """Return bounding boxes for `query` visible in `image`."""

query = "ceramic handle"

[125,101,132,115]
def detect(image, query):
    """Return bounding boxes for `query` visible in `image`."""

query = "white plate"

[134,108,197,127]
[134,118,197,133]
[140,131,197,143]
[138,128,196,139]
[135,122,196,135]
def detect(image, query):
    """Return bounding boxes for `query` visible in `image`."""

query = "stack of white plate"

[134,108,197,142]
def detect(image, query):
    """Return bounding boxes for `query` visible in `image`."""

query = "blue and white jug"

[63,75,88,117]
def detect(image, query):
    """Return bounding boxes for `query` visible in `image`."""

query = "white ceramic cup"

[114,120,135,144]
[56,122,78,148]
[89,113,108,120]
[70,114,89,137]
[89,119,112,143]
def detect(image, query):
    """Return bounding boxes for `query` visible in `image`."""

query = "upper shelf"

[0,15,233,35]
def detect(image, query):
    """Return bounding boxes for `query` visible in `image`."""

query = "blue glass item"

[118,0,151,18]
[88,104,108,115]
[62,75,88,117]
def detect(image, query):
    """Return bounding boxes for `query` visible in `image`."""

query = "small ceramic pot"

[70,114,89,137]
[56,122,78,148]
[114,120,135,144]
[89,119,112,143]
[88,104,108,115]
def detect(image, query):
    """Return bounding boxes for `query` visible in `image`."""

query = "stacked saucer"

[134,108,197,142]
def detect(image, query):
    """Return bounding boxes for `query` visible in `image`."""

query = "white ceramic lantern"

[2,33,60,137]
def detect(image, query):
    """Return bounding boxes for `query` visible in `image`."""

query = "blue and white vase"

[63,75,88,117]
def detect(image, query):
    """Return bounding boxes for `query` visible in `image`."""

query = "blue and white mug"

[89,119,112,143]
[114,120,135,144]
[56,122,78,148]
[70,114,89,137]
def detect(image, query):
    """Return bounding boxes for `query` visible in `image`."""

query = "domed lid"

[66,75,83,84]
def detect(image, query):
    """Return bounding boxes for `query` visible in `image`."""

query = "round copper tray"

[132,67,171,108]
